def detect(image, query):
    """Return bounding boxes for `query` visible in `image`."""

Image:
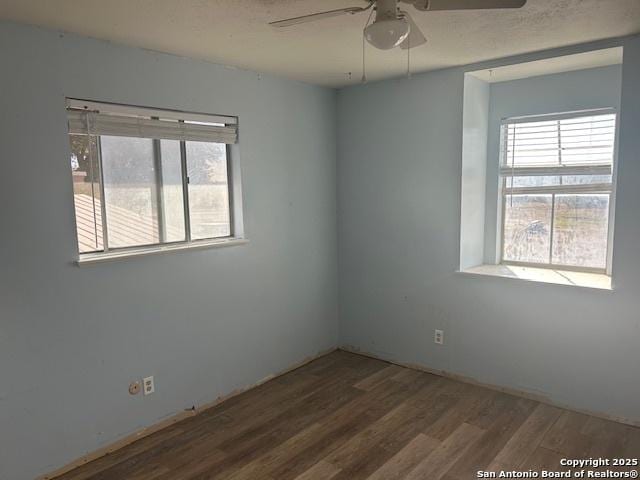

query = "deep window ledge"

[77,237,249,266]
[457,264,612,290]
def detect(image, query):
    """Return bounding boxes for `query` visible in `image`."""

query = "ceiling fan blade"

[399,12,427,49]
[269,4,372,28]
[422,0,526,10]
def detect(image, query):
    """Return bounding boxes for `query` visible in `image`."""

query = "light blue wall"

[484,65,623,263]
[338,37,640,427]
[460,74,490,270]
[0,22,338,480]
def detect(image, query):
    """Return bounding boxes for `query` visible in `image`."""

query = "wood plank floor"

[57,350,640,480]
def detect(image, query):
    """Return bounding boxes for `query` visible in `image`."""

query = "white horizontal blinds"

[500,112,616,194]
[67,104,237,144]
[502,113,615,168]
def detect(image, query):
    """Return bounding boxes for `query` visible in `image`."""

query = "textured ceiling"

[0,0,639,87]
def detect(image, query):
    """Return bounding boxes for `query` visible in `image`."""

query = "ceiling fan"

[270,0,527,51]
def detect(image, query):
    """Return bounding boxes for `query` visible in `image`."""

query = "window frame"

[67,100,244,263]
[497,108,619,275]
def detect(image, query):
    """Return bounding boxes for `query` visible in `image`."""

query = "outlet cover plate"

[143,376,155,395]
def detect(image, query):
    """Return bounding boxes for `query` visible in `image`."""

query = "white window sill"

[458,264,612,291]
[77,237,249,266]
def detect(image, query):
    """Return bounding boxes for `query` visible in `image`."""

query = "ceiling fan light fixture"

[364,18,410,50]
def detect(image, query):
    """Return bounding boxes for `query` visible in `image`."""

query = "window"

[67,99,240,258]
[499,110,617,273]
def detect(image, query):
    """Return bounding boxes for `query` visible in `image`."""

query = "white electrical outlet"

[434,329,444,345]
[143,376,155,395]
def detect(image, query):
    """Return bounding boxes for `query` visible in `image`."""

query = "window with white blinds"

[66,99,240,257]
[499,110,617,272]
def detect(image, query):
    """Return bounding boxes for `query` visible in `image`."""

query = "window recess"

[499,110,617,273]
[67,99,241,258]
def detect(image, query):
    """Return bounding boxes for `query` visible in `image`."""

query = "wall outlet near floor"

[434,329,444,345]
[143,376,155,395]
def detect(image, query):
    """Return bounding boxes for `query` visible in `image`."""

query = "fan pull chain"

[362,31,367,83]
[407,28,411,79]
[362,6,375,83]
